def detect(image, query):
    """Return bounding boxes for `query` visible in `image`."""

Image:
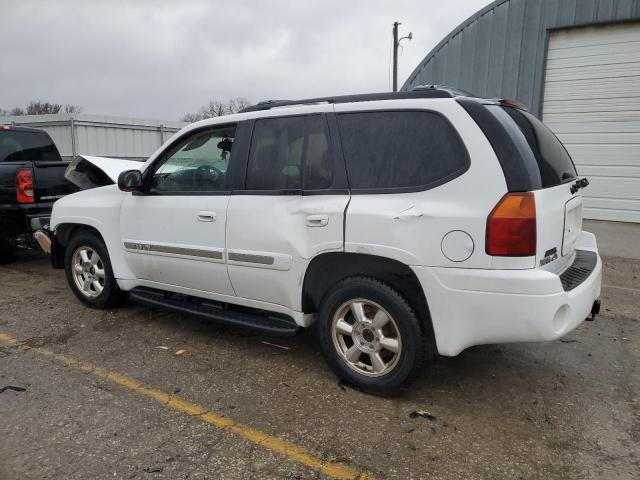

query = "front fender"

[51,185,135,280]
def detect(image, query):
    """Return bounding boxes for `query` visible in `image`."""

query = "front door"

[120,123,238,296]
[226,111,350,311]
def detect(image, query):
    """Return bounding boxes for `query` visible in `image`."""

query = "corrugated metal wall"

[403,0,640,117]
[0,114,186,161]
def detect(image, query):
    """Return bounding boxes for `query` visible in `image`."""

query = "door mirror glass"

[118,169,143,192]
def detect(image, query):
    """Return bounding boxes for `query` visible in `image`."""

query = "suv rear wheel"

[64,232,125,309]
[317,276,428,395]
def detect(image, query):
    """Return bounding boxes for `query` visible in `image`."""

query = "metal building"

[403,0,640,223]
[0,114,186,162]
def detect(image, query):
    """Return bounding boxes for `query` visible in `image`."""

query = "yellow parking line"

[0,331,373,480]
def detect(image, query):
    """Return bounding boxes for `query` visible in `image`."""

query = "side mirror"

[117,170,143,192]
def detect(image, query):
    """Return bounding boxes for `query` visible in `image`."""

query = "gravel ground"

[0,248,638,479]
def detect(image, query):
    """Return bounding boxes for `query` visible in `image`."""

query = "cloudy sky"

[1,0,490,120]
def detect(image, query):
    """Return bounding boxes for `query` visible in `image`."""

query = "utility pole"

[393,22,399,92]
[392,22,412,92]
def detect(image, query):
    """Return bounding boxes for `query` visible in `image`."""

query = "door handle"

[197,211,217,222]
[305,214,329,227]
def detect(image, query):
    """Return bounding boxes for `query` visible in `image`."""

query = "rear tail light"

[486,192,536,256]
[16,168,35,204]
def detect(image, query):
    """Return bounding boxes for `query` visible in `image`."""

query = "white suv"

[37,88,602,394]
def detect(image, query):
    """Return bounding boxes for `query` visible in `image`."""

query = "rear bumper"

[27,214,50,231]
[413,232,602,356]
[0,204,51,235]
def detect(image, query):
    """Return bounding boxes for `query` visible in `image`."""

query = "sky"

[0,0,490,120]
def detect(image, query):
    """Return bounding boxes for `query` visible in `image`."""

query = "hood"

[65,155,143,190]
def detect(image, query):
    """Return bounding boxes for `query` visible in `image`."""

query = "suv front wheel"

[317,277,428,395]
[64,231,125,309]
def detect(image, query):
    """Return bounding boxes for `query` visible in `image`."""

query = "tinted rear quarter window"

[0,130,60,162]
[336,111,469,191]
[489,106,577,188]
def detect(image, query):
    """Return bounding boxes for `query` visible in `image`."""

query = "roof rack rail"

[240,87,467,113]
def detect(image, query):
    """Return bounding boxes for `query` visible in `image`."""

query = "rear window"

[336,111,469,191]
[246,115,334,191]
[489,106,577,188]
[0,130,61,162]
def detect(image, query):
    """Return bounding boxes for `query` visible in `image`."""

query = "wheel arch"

[52,221,133,280]
[52,223,105,268]
[302,252,435,340]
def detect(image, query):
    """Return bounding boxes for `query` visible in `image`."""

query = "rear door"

[487,105,581,272]
[225,110,350,310]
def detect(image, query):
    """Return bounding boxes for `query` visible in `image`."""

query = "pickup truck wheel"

[317,276,427,396]
[0,235,15,264]
[64,232,124,309]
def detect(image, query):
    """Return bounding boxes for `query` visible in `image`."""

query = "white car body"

[50,92,602,357]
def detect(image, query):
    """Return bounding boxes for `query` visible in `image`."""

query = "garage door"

[542,22,640,223]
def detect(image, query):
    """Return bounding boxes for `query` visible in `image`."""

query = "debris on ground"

[174,349,186,356]
[0,385,26,394]
[143,465,163,473]
[260,341,290,350]
[155,346,169,350]
[559,338,579,343]
[409,410,437,421]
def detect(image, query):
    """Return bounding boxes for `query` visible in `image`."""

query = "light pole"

[392,22,413,92]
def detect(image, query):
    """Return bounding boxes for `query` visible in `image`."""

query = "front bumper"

[413,232,602,356]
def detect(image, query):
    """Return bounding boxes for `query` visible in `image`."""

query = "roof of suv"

[240,85,475,112]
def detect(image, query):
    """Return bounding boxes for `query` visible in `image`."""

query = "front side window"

[245,115,333,191]
[337,111,469,191]
[150,125,236,193]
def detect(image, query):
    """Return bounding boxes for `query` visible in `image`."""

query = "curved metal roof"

[402,0,640,116]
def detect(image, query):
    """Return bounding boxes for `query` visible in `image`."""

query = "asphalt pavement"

[1,248,638,479]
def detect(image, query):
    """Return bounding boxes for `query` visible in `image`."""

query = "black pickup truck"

[0,125,77,262]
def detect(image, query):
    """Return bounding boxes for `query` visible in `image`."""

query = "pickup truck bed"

[0,125,77,261]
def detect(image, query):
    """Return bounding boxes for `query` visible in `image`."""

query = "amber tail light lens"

[486,192,536,256]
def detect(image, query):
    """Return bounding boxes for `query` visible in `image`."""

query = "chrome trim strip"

[124,242,223,260]
[228,252,275,265]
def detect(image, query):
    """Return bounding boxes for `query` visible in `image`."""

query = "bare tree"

[1,101,83,116]
[26,101,63,115]
[181,97,252,122]
[63,104,82,114]
[227,97,251,113]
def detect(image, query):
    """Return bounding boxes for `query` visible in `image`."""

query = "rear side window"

[336,111,469,191]
[246,115,333,191]
[0,130,61,162]
[493,106,577,188]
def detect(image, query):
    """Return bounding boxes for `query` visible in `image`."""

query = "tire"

[317,276,429,395]
[64,231,125,309]
[0,234,15,265]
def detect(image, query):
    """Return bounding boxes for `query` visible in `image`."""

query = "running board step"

[129,287,300,336]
